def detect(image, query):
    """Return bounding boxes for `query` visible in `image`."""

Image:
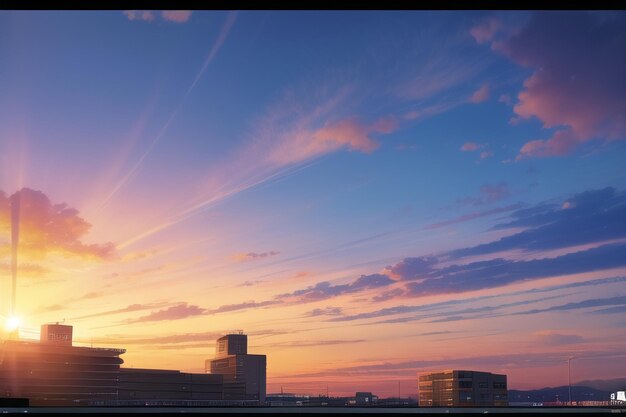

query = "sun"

[5,316,20,332]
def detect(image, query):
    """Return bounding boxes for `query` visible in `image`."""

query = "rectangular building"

[117,368,223,402]
[418,370,508,407]
[0,324,125,406]
[206,333,266,403]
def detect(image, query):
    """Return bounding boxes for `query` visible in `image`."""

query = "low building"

[0,323,266,406]
[117,368,223,402]
[355,391,376,406]
[418,370,508,407]
[0,323,125,406]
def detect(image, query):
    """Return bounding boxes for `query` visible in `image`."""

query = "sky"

[0,10,625,397]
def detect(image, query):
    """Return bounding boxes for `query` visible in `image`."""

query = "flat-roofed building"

[0,323,125,406]
[418,370,508,407]
[206,333,266,404]
[117,368,223,403]
[0,323,262,406]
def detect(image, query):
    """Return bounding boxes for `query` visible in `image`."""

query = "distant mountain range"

[509,378,626,403]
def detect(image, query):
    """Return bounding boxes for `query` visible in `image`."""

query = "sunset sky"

[1,10,625,397]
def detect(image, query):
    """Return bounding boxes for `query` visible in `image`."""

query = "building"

[205,332,266,403]
[0,323,125,406]
[418,370,508,407]
[116,368,223,405]
[0,323,264,406]
[355,392,376,406]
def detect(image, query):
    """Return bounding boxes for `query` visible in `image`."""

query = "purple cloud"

[233,251,280,262]
[533,331,585,346]
[277,273,394,303]
[303,307,344,317]
[372,288,405,302]
[424,203,523,230]
[383,256,438,280]
[128,303,206,323]
[453,187,626,258]
[457,182,510,206]
[495,12,626,158]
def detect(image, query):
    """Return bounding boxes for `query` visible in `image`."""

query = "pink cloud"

[123,10,155,22]
[460,142,485,152]
[517,129,582,160]
[129,303,206,323]
[312,117,392,153]
[499,13,626,159]
[161,10,192,23]
[470,18,502,44]
[469,84,490,103]
[0,188,115,261]
[480,150,494,159]
[499,94,512,105]
[232,250,280,262]
[269,116,397,165]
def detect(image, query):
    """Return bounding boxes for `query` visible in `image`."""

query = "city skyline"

[1,10,625,398]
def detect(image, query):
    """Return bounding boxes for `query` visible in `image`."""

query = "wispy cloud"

[231,251,280,262]
[452,187,626,258]
[533,330,585,346]
[303,307,343,317]
[70,302,170,321]
[470,18,502,44]
[126,303,206,323]
[123,10,155,22]
[289,349,626,379]
[330,276,626,323]
[124,300,282,324]
[424,203,522,230]
[460,142,486,152]
[456,183,510,206]
[101,12,237,210]
[469,83,490,103]
[512,295,626,316]
[261,339,365,348]
[161,11,192,23]
[123,10,193,24]
[276,274,394,304]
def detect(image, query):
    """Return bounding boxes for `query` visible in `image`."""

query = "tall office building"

[418,370,508,407]
[206,332,266,404]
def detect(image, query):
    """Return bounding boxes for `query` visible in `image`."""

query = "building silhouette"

[205,332,267,403]
[0,323,265,406]
[418,370,508,407]
[0,323,125,406]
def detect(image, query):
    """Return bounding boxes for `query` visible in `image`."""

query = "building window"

[457,372,472,379]
[479,382,488,389]
[459,381,472,388]
[493,382,507,389]
[459,392,473,402]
